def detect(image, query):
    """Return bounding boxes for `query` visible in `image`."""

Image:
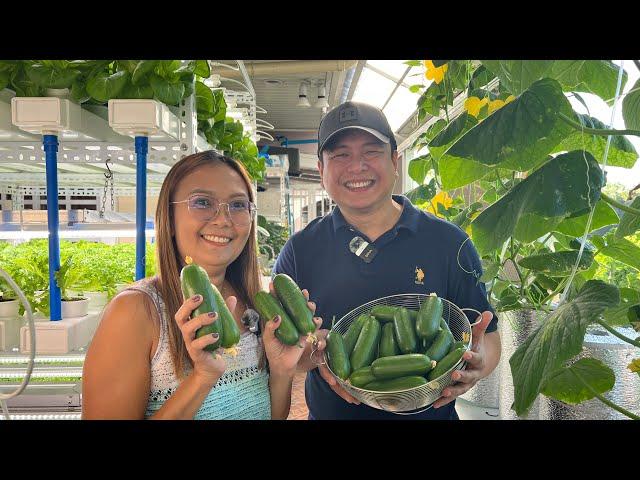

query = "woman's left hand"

[262,285,322,378]
[433,310,494,409]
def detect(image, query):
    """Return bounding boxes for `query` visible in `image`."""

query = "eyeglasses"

[171,194,257,226]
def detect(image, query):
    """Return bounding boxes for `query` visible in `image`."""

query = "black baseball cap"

[317,101,397,157]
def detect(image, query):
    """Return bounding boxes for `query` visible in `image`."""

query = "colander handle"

[461,308,483,327]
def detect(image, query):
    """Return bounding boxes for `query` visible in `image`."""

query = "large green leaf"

[118,81,154,99]
[513,214,563,243]
[212,89,227,123]
[411,119,446,150]
[509,280,619,416]
[597,236,640,271]
[86,70,129,103]
[622,78,640,130]
[195,80,215,120]
[441,78,575,171]
[193,60,210,78]
[470,151,604,255]
[603,288,640,327]
[132,60,158,85]
[429,112,477,160]
[550,60,627,105]
[405,179,437,206]
[150,74,185,106]
[69,79,91,104]
[517,250,594,275]
[439,157,493,190]
[481,60,553,96]
[468,65,496,91]
[556,114,638,168]
[554,200,619,237]
[542,358,615,405]
[408,154,432,184]
[26,64,80,89]
[615,196,640,239]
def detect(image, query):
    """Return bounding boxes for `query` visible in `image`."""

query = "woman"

[82,151,318,419]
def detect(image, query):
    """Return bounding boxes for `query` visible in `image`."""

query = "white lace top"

[126,281,271,420]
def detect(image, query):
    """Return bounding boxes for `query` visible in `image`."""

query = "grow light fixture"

[315,84,330,109]
[297,83,311,108]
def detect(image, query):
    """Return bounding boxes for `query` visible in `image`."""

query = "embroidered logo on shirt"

[415,267,425,285]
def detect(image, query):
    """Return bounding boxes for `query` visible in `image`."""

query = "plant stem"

[601,193,640,216]
[558,112,640,138]
[596,319,640,347]
[571,369,640,420]
[495,170,507,191]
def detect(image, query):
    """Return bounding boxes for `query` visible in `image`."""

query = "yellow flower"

[426,191,453,217]
[464,96,489,117]
[628,358,640,374]
[488,99,505,114]
[423,60,448,84]
[505,94,516,104]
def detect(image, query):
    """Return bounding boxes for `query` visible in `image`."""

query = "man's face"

[318,129,399,214]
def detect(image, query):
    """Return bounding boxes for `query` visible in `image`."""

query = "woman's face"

[171,162,253,276]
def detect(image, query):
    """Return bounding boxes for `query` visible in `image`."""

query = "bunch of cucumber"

[180,256,241,356]
[326,293,469,392]
[253,273,318,346]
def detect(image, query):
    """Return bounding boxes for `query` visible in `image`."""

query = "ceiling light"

[315,84,330,109]
[297,83,311,108]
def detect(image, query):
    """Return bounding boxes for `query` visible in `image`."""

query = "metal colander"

[323,294,481,415]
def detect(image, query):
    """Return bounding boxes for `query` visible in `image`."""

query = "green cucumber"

[370,305,418,323]
[378,323,399,358]
[371,353,434,379]
[348,366,376,388]
[416,293,443,342]
[273,273,316,336]
[425,327,454,362]
[440,318,449,331]
[210,282,240,350]
[364,376,427,392]
[326,331,351,380]
[370,305,398,322]
[350,317,381,370]
[393,307,418,354]
[428,346,466,381]
[180,257,223,353]
[450,340,466,352]
[254,291,299,346]
[343,314,369,356]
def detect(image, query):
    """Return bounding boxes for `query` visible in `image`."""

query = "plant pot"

[537,324,640,420]
[497,308,543,420]
[0,299,19,318]
[61,298,89,319]
[84,291,108,309]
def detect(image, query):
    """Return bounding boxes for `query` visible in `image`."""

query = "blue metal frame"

[43,135,61,321]
[135,136,148,281]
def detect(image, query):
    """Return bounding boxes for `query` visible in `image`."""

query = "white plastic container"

[61,298,89,319]
[0,299,19,318]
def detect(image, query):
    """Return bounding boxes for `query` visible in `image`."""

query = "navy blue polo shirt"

[273,195,497,420]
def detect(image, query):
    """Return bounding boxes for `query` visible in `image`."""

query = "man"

[273,101,501,420]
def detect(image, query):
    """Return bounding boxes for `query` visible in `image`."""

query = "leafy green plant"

[257,215,289,274]
[406,59,640,418]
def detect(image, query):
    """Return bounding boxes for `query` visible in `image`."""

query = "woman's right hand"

[174,294,228,387]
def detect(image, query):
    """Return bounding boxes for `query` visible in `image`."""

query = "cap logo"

[339,106,358,123]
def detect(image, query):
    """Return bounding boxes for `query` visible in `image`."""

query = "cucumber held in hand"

[428,346,466,381]
[393,307,418,354]
[326,331,351,380]
[425,327,454,362]
[350,316,381,371]
[254,291,299,346]
[370,305,418,323]
[378,322,399,358]
[416,292,442,342]
[210,282,240,354]
[348,366,376,388]
[364,376,427,392]
[371,353,435,379]
[273,274,317,341]
[343,314,369,356]
[180,256,223,354]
